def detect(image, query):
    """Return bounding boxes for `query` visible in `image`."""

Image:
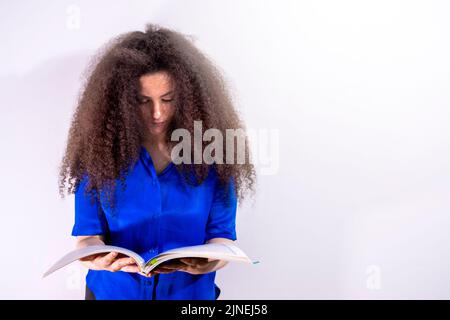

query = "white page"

[143,243,255,273]
[43,245,145,278]
[159,243,249,257]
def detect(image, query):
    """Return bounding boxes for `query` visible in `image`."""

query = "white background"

[1,0,449,299]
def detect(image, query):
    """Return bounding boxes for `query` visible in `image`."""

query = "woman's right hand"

[79,252,139,273]
[76,235,139,273]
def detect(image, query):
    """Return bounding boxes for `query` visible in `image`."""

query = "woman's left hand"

[150,258,224,275]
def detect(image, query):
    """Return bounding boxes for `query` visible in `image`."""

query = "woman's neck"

[143,134,167,151]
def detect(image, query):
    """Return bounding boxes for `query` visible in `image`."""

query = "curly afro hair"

[58,23,256,210]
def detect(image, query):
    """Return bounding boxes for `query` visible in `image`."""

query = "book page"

[143,243,254,273]
[43,245,145,278]
[161,242,248,257]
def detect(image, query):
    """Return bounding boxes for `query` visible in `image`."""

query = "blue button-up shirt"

[71,145,237,299]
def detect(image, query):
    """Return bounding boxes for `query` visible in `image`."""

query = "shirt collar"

[140,145,154,165]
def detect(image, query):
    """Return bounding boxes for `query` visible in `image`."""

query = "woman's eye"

[138,98,173,104]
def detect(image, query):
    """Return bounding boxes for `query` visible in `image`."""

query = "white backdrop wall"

[1,0,449,299]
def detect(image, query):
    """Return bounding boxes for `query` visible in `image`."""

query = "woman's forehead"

[139,71,174,95]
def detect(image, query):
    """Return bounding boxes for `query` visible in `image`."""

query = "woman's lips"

[151,121,166,126]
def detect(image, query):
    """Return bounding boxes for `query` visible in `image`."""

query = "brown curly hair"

[58,23,256,210]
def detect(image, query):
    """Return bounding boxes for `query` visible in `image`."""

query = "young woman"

[58,24,255,300]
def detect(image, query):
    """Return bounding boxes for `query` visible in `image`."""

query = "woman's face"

[138,71,176,139]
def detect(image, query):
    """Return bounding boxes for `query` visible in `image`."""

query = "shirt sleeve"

[204,174,238,242]
[71,175,108,236]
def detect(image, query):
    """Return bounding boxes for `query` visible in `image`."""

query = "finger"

[120,264,140,273]
[180,258,208,267]
[153,263,188,273]
[158,262,184,269]
[110,257,135,271]
[99,252,118,267]
[197,258,211,266]
[179,258,196,266]
[158,266,180,271]
[153,267,169,273]
[113,257,135,266]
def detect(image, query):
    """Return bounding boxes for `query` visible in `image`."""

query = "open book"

[43,242,259,278]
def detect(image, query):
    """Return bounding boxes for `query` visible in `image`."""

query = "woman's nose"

[152,103,162,120]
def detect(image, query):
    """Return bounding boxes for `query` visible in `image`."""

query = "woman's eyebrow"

[140,90,174,99]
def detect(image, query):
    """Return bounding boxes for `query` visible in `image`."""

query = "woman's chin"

[148,126,166,136]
